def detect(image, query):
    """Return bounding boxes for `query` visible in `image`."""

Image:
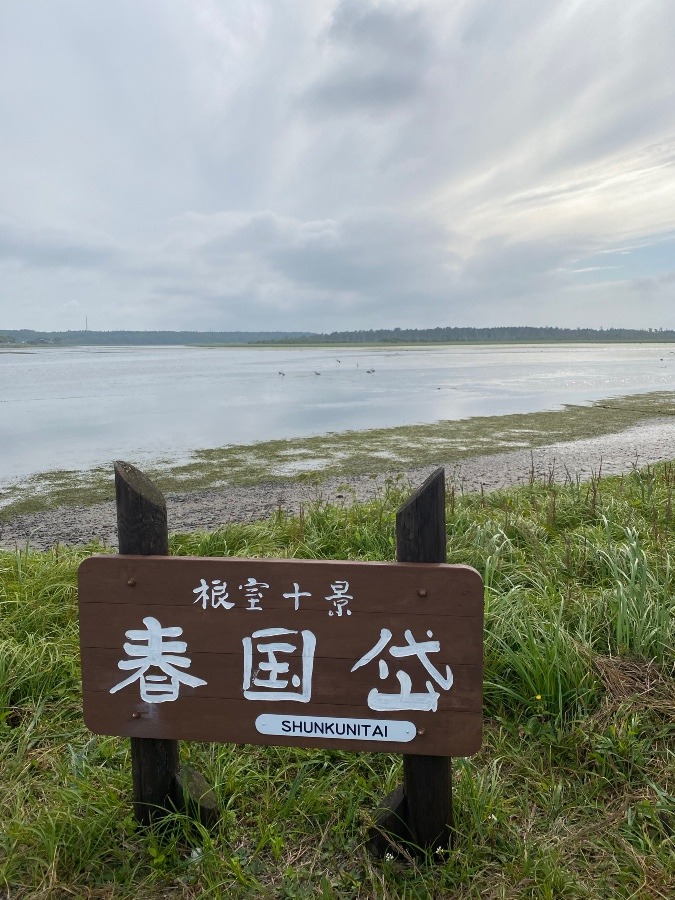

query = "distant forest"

[2,326,675,346]
[264,326,675,344]
[0,329,310,346]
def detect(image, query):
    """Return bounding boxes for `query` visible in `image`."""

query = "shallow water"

[1,343,674,484]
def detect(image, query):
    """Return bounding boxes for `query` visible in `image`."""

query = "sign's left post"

[112,460,217,827]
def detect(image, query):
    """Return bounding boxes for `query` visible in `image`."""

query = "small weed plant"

[1,465,674,897]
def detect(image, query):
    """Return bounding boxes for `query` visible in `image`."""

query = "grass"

[2,390,675,523]
[1,464,674,897]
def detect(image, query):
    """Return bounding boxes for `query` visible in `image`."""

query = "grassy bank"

[2,390,675,522]
[1,463,674,897]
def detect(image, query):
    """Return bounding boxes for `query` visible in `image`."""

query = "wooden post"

[398,467,453,852]
[114,461,218,827]
[368,467,452,856]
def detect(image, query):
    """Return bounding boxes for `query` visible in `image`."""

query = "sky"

[1,0,674,333]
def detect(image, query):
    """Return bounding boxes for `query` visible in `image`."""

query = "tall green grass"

[1,466,673,897]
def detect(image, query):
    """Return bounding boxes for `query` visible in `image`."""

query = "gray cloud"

[0,219,119,270]
[301,0,433,113]
[140,207,460,330]
[1,1,675,331]
[629,271,675,293]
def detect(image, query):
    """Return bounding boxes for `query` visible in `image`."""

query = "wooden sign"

[78,555,483,757]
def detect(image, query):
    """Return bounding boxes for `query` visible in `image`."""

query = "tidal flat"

[3,391,675,550]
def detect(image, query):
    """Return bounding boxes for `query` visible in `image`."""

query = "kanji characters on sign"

[242,627,316,702]
[190,576,354,615]
[351,628,454,711]
[110,616,207,703]
[79,554,483,756]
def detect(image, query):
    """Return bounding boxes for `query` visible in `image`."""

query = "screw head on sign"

[127,578,136,587]
[131,712,141,719]
[417,727,426,736]
[417,588,427,597]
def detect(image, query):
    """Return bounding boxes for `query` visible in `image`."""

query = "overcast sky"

[1,0,674,333]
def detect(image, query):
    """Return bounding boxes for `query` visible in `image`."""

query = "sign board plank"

[79,555,483,756]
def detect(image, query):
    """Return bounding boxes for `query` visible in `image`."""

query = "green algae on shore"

[2,390,675,521]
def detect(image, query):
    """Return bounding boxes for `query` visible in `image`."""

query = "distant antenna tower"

[85,316,88,331]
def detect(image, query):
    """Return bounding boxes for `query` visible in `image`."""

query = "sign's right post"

[369,466,454,856]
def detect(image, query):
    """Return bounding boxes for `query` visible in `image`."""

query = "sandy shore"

[3,418,675,552]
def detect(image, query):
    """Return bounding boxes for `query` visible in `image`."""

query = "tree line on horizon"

[2,325,675,346]
[268,325,675,344]
[0,329,310,346]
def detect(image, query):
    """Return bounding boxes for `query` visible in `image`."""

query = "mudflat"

[3,418,675,552]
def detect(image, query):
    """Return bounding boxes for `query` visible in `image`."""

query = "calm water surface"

[2,343,674,484]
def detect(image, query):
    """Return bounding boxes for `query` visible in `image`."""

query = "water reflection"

[1,344,674,483]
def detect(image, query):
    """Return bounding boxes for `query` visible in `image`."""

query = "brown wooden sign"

[78,555,483,756]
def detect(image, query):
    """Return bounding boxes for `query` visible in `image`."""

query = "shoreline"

[3,418,675,552]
